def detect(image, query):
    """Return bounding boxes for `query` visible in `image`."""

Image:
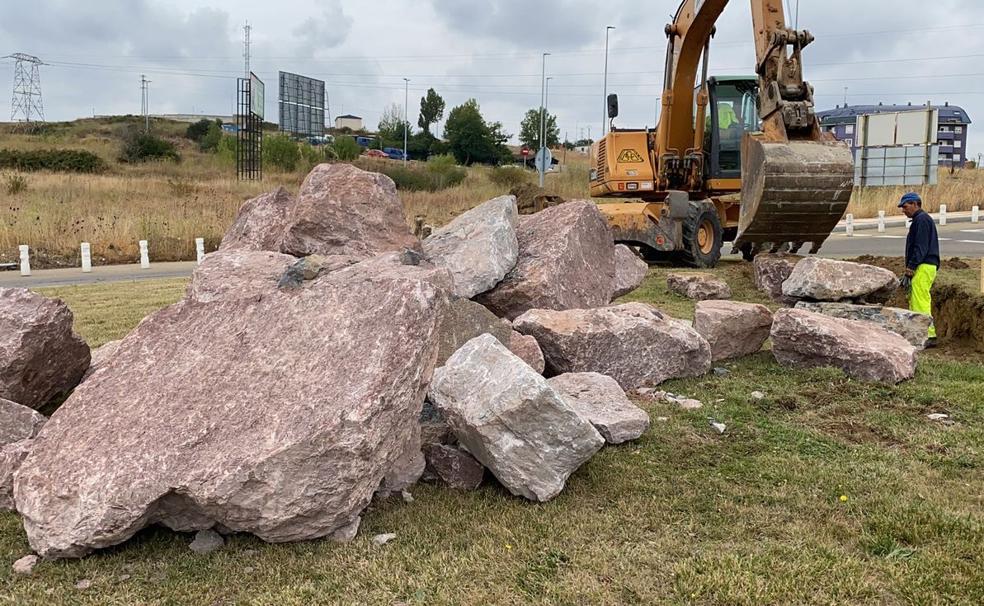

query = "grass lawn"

[1,265,982,604]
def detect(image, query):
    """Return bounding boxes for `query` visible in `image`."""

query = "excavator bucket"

[734,136,855,254]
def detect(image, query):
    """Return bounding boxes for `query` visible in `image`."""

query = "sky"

[1,0,982,157]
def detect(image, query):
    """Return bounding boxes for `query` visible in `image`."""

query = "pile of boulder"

[0,163,665,561]
[0,162,931,563]
[752,254,921,382]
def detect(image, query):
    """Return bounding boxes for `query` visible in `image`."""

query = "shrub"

[0,148,108,173]
[299,142,326,168]
[118,128,181,163]
[332,135,362,161]
[216,135,237,164]
[489,165,532,188]
[424,154,467,189]
[185,119,213,142]
[263,134,301,172]
[359,156,467,192]
[199,122,223,152]
[3,173,28,194]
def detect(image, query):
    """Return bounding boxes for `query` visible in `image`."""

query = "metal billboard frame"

[278,71,325,138]
[854,107,939,187]
[237,73,263,181]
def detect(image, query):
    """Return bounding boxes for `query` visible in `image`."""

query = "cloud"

[292,0,353,55]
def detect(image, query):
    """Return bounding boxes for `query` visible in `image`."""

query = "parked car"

[382,147,407,161]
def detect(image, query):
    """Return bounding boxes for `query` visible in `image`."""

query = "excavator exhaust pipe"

[734,134,855,255]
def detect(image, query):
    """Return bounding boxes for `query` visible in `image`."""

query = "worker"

[899,192,940,347]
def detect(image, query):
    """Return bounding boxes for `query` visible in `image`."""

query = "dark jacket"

[905,209,940,270]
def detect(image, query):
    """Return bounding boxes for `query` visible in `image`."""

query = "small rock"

[372,533,397,547]
[401,490,414,503]
[709,421,727,434]
[666,273,732,301]
[12,554,38,575]
[655,417,670,422]
[675,398,704,410]
[189,529,225,554]
[612,244,649,299]
[330,517,361,543]
[713,367,730,376]
[75,579,92,590]
[118,574,131,582]
[926,413,949,421]
[750,391,765,401]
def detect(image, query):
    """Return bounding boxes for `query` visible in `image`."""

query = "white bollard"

[139,240,150,269]
[939,204,947,226]
[80,242,92,273]
[845,213,854,237]
[18,244,30,277]
[878,210,886,233]
[195,238,205,265]
[973,205,980,223]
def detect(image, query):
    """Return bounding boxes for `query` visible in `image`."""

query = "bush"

[216,135,237,164]
[424,154,467,189]
[199,122,223,152]
[3,173,28,194]
[263,134,301,172]
[358,156,467,192]
[299,142,326,168]
[332,136,362,161]
[0,148,108,173]
[185,119,213,143]
[118,128,180,163]
[489,165,532,188]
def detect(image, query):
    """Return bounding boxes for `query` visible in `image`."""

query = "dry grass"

[849,167,984,219]
[1,264,982,604]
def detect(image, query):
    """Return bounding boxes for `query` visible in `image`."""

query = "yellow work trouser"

[909,264,937,338]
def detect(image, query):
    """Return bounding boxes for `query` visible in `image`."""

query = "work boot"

[925,337,938,349]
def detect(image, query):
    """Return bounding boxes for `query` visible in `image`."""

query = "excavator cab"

[703,77,760,180]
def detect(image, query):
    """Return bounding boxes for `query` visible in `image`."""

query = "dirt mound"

[933,283,984,351]
[848,255,970,272]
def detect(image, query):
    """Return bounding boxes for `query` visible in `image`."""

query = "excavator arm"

[649,0,854,253]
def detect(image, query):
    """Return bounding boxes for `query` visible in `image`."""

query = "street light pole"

[603,25,615,138]
[403,78,410,165]
[539,52,550,187]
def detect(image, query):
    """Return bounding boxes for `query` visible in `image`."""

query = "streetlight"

[539,52,550,187]
[603,25,615,137]
[403,78,410,165]
[542,76,553,153]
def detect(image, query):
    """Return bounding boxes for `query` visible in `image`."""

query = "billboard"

[854,108,939,187]
[279,71,325,137]
[250,72,265,120]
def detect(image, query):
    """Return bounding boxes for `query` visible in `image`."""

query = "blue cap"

[898,192,921,208]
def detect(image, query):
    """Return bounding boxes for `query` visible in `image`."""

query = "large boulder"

[1,440,33,512]
[693,300,774,362]
[547,373,649,444]
[14,254,452,558]
[0,398,45,446]
[474,201,615,320]
[612,245,648,299]
[0,288,90,411]
[513,303,711,390]
[753,253,803,304]
[666,273,732,301]
[279,164,420,259]
[186,250,298,303]
[436,299,513,366]
[795,302,933,349]
[423,195,519,298]
[782,257,899,303]
[218,187,294,252]
[771,308,917,384]
[428,334,604,502]
[507,330,545,374]
[82,340,122,382]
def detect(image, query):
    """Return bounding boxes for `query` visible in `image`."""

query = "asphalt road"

[3,223,982,288]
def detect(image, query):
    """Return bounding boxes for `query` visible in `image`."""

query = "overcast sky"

[2,0,982,156]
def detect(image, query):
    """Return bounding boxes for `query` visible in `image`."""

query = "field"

[3,117,982,270]
[1,263,981,604]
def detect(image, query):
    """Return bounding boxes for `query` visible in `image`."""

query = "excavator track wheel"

[681,201,723,268]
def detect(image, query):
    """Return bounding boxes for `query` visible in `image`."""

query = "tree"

[417,88,445,135]
[443,99,511,165]
[518,108,560,149]
[377,103,411,145]
[332,135,361,161]
[574,138,594,147]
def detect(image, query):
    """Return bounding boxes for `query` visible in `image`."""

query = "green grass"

[2,267,982,604]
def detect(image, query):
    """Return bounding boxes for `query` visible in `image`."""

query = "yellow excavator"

[591,0,854,266]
